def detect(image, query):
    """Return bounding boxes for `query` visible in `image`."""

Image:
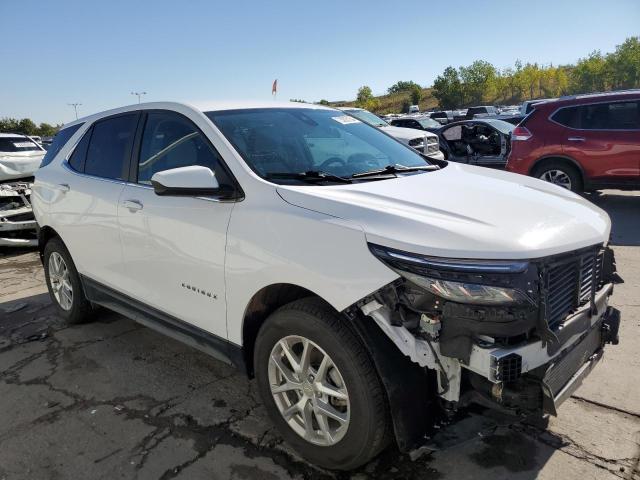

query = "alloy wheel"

[539,169,572,190]
[48,252,73,311]
[268,335,350,446]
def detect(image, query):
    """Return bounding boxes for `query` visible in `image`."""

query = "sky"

[1,0,638,125]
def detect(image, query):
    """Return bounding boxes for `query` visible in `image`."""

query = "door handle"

[58,183,70,193]
[567,137,586,142]
[122,199,144,211]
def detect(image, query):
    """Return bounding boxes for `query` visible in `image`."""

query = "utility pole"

[131,91,147,104]
[68,103,82,120]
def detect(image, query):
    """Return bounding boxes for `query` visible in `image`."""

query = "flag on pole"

[272,79,278,96]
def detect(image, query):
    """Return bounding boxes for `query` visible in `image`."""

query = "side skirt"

[81,275,247,374]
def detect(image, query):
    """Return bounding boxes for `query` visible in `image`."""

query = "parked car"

[465,105,499,120]
[339,107,443,159]
[408,104,420,113]
[0,133,46,246]
[34,101,620,470]
[429,110,454,125]
[389,115,442,133]
[437,119,515,168]
[506,90,640,192]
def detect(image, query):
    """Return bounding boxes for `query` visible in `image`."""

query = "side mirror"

[151,166,221,196]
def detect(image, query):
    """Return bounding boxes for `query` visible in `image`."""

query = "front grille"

[544,247,604,329]
[427,143,440,154]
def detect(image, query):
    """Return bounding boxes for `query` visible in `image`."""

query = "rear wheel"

[43,237,93,324]
[532,160,583,192]
[254,297,390,470]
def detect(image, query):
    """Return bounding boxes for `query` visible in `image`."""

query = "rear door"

[561,100,640,185]
[117,109,237,337]
[49,112,139,287]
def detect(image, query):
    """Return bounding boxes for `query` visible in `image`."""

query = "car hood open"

[276,163,611,260]
[0,151,44,182]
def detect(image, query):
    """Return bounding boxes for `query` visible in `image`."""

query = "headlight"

[369,243,533,306]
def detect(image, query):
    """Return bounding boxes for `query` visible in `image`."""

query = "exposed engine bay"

[347,242,621,451]
[439,121,512,168]
[0,179,37,247]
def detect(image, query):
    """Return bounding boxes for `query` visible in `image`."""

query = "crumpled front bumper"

[0,182,37,247]
[464,283,620,414]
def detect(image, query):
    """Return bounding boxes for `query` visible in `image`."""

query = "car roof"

[0,133,29,138]
[536,90,640,109]
[61,100,337,130]
[444,118,516,134]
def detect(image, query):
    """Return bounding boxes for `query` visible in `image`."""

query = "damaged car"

[34,101,621,470]
[437,118,515,169]
[0,133,46,246]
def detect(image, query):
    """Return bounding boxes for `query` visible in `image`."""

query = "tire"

[43,237,93,324]
[254,297,390,470]
[532,160,583,193]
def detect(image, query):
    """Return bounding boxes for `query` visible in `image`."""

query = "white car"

[0,133,45,182]
[0,133,45,246]
[337,107,444,159]
[33,101,620,470]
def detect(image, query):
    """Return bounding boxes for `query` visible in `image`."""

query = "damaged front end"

[0,180,37,247]
[349,242,621,451]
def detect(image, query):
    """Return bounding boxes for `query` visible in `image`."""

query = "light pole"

[68,103,82,120]
[131,91,147,104]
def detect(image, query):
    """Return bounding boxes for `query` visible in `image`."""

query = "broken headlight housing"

[369,243,533,306]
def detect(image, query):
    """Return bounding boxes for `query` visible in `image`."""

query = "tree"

[607,36,640,89]
[387,81,421,94]
[317,99,330,106]
[17,118,37,136]
[459,60,497,104]
[355,86,374,106]
[38,123,58,137]
[571,51,609,93]
[432,66,463,109]
[410,84,422,105]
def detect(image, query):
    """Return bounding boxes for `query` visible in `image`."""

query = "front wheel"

[254,297,390,470]
[43,237,93,324]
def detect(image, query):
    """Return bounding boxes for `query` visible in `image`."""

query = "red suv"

[506,91,640,192]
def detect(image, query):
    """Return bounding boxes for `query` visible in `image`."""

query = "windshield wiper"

[351,164,439,179]
[266,171,352,184]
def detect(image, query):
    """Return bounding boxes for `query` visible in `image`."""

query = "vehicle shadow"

[0,246,38,259]
[585,191,640,247]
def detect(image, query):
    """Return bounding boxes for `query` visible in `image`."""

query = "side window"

[579,101,639,130]
[552,107,580,128]
[137,111,230,185]
[39,123,83,168]
[85,114,138,180]
[410,120,421,129]
[68,127,92,172]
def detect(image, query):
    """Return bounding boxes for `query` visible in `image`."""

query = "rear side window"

[580,101,639,130]
[39,124,83,167]
[551,107,580,128]
[85,114,138,180]
[68,127,92,172]
[0,137,41,152]
[137,111,231,185]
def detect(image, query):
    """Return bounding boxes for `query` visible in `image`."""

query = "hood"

[380,125,436,141]
[276,163,611,260]
[0,151,44,182]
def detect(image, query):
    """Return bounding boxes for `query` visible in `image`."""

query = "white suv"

[33,101,621,470]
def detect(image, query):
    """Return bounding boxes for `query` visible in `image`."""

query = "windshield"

[342,109,388,127]
[0,137,42,153]
[206,108,430,183]
[417,118,441,129]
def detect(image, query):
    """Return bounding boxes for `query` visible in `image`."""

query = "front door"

[117,110,237,338]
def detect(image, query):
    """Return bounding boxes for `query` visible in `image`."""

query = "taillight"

[512,126,532,141]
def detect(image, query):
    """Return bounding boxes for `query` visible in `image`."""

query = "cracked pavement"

[0,190,638,480]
